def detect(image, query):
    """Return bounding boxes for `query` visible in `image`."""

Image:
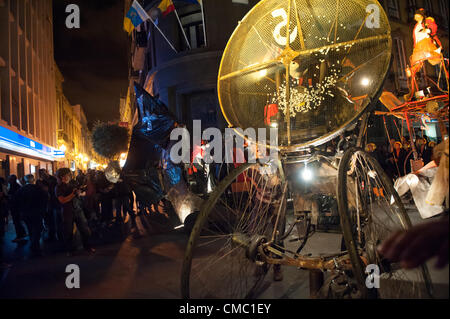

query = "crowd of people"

[364,136,437,180]
[0,167,137,258]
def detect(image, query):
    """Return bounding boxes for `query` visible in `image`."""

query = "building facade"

[127,0,448,146]
[0,0,60,178]
[119,93,133,131]
[55,64,100,172]
[126,0,259,135]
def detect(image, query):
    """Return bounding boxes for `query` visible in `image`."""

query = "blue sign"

[0,125,64,160]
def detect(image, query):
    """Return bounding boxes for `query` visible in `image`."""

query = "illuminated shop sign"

[0,125,64,160]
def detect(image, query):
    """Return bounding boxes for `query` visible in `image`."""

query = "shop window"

[387,0,400,20]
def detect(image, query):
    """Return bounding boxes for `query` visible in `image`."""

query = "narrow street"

[1,205,447,299]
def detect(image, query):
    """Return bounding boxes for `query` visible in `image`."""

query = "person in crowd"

[84,170,98,222]
[416,137,432,165]
[365,143,383,164]
[55,168,95,255]
[7,175,27,243]
[113,178,134,224]
[388,141,407,178]
[375,144,389,173]
[401,137,411,152]
[0,177,8,196]
[0,178,8,241]
[76,169,87,187]
[388,138,396,153]
[15,175,48,256]
[37,169,59,242]
[96,170,114,226]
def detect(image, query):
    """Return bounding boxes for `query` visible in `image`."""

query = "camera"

[68,180,87,193]
[78,184,88,191]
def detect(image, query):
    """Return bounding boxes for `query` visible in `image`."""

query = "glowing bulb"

[361,77,370,87]
[301,166,313,181]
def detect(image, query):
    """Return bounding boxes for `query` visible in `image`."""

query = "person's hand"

[377,217,449,269]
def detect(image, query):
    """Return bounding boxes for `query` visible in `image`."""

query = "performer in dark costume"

[108,83,202,231]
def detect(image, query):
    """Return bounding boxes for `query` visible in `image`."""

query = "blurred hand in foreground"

[377,216,449,269]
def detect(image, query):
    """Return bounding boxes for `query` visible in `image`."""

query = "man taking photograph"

[55,168,95,256]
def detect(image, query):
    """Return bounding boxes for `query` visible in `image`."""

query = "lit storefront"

[0,125,64,178]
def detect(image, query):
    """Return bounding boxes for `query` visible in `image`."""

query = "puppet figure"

[405,8,443,101]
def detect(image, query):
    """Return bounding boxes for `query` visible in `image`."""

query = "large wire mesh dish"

[218,0,391,151]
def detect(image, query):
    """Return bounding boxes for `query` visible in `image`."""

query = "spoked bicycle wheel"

[181,162,286,299]
[338,148,433,299]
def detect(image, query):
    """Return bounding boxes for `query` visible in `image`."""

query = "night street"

[1,204,448,299]
[0,0,449,305]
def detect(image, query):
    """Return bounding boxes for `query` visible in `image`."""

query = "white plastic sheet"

[426,140,449,207]
[394,168,443,219]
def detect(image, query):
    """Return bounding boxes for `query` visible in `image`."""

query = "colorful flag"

[158,0,175,16]
[123,0,150,34]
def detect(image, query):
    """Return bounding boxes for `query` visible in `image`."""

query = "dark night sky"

[53,0,129,128]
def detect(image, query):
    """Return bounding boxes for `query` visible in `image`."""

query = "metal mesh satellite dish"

[218,0,391,151]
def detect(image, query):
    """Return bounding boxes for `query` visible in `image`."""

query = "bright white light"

[119,152,128,168]
[271,123,278,128]
[257,69,268,78]
[361,77,370,87]
[174,224,184,230]
[178,204,193,223]
[301,166,313,181]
